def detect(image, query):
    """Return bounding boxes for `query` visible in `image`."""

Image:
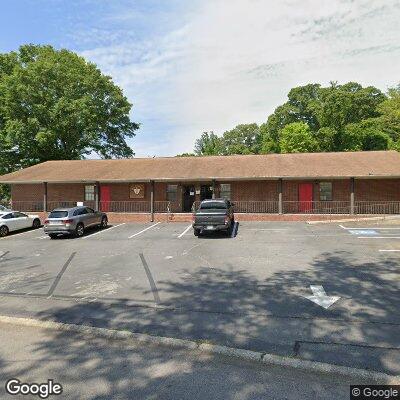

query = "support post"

[212,179,216,199]
[43,182,48,212]
[150,180,155,222]
[95,182,100,212]
[278,178,283,214]
[350,177,355,215]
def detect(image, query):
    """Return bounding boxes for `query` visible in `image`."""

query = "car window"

[79,208,88,215]
[12,212,27,218]
[199,202,228,210]
[86,207,95,214]
[1,213,13,220]
[49,211,68,218]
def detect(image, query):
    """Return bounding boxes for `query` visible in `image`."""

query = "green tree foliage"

[221,123,261,155]
[175,152,195,157]
[194,131,223,155]
[0,44,138,175]
[193,125,261,156]
[376,86,400,143]
[261,81,387,153]
[279,122,319,153]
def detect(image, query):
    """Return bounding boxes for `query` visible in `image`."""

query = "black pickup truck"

[192,199,235,236]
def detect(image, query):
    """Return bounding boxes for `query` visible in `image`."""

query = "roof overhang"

[2,175,400,184]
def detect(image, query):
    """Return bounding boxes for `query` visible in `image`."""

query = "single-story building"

[1,150,400,221]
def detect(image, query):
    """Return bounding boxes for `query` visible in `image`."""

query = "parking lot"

[0,220,399,374]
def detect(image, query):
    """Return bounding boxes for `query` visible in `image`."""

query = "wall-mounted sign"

[195,189,200,195]
[190,191,195,196]
[130,183,145,199]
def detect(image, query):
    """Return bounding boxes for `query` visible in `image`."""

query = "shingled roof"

[0,151,399,183]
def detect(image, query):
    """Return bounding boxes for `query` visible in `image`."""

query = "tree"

[175,152,195,157]
[194,131,223,156]
[221,123,261,155]
[0,44,138,174]
[261,82,386,152]
[279,122,320,153]
[376,86,400,144]
[342,119,391,151]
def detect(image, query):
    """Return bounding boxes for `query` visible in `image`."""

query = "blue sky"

[1,0,400,157]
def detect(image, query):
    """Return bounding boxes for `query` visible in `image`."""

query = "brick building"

[1,150,400,220]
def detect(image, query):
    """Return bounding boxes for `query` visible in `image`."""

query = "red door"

[100,186,111,212]
[298,183,313,213]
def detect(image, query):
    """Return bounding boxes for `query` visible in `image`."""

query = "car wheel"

[75,223,84,238]
[100,217,108,229]
[32,218,41,229]
[49,234,58,239]
[194,228,200,237]
[0,225,9,237]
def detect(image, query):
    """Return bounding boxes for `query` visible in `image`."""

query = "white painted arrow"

[303,285,340,309]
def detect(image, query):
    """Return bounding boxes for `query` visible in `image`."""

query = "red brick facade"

[10,178,400,213]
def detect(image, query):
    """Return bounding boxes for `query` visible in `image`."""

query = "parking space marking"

[128,222,160,238]
[47,252,76,297]
[1,229,39,239]
[139,253,160,304]
[379,249,400,252]
[358,236,400,239]
[81,223,126,239]
[340,225,400,230]
[178,224,192,238]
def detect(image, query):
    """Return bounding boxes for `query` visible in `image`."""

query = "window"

[200,201,228,210]
[49,211,68,218]
[319,182,332,201]
[166,185,178,202]
[85,185,95,201]
[12,212,27,218]
[220,184,231,200]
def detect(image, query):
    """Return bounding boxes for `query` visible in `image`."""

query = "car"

[0,211,41,237]
[43,206,108,238]
[192,198,235,237]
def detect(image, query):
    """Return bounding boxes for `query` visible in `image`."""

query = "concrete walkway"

[0,322,364,400]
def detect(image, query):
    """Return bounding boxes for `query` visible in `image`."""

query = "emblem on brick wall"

[130,184,145,199]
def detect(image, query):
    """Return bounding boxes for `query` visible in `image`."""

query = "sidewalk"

[0,322,364,400]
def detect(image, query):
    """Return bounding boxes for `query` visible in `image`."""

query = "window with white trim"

[319,182,332,201]
[220,183,231,200]
[84,185,95,201]
[166,185,178,202]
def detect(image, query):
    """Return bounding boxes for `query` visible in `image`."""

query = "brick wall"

[356,179,400,201]
[10,178,400,210]
[11,184,43,201]
[231,180,278,201]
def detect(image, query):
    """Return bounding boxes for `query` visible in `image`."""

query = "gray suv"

[43,206,108,238]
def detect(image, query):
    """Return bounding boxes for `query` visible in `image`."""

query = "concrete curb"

[307,216,400,225]
[1,315,398,383]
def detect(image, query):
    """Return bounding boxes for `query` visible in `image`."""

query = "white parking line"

[341,225,400,230]
[379,249,400,252]
[358,236,400,239]
[1,229,38,239]
[178,224,192,238]
[81,223,126,239]
[128,222,160,238]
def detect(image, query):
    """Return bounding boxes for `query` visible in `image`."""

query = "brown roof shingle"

[0,151,399,183]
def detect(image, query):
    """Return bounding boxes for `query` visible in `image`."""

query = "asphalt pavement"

[0,220,399,374]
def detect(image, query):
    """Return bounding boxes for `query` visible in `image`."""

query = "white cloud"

[77,0,400,156]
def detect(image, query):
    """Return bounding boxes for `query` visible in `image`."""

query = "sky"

[1,0,400,157]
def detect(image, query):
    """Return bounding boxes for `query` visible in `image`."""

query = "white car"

[0,211,41,237]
